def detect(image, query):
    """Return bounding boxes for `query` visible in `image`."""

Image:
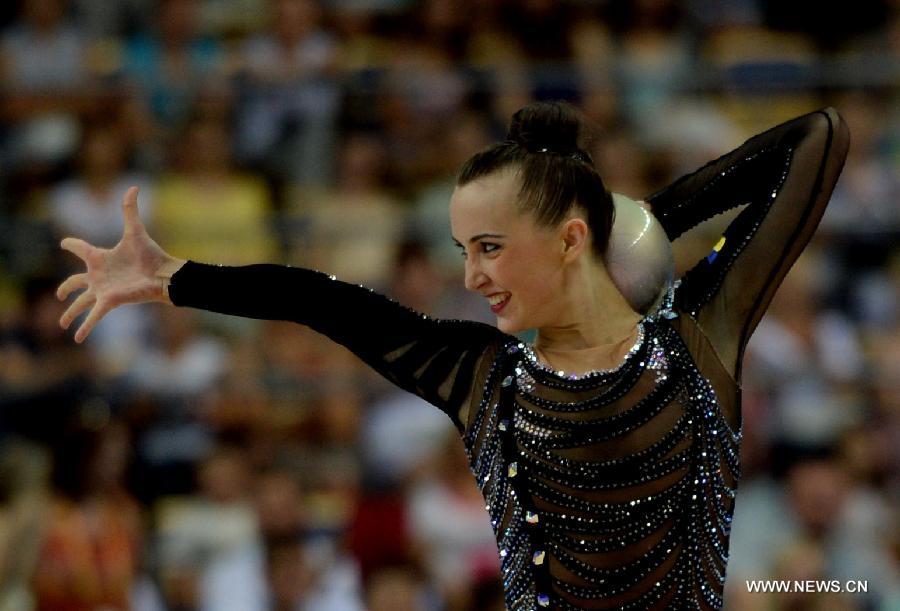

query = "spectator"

[48,121,156,374]
[234,0,340,185]
[122,0,227,142]
[406,431,499,609]
[152,115,277,265]
[286,132,406,286]
[0,0,95,169]
[32,423,143,611]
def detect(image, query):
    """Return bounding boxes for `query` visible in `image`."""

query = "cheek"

[500,254,559,303]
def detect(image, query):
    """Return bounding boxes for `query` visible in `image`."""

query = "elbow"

[818,107,851,158]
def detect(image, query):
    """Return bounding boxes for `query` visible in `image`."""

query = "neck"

[533,256,642,366]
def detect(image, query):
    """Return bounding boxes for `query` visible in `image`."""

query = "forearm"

[651,108,849,378]
[645,109,837,241]
[165,261,410,338]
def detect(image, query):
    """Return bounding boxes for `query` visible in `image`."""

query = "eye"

[482,243,501,254]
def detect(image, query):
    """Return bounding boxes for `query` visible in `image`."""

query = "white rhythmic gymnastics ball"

[604,193,675,315]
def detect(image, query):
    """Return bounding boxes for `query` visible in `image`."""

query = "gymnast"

[58,102,849,609]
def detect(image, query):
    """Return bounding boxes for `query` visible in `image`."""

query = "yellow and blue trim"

[707,236,726,263]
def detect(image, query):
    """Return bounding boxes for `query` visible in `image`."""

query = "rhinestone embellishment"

[521,322,647,381]
[467,275,743,610]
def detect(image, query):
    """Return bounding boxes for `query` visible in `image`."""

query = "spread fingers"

[60,237,93,262]
[73,299,110,344]
[56,273,89,301]
[60,290,96,330]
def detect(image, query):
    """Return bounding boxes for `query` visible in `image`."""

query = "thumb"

[122,186,145,236]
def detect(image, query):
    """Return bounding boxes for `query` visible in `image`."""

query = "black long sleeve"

[167,262,510,430]
[645,108,850,382]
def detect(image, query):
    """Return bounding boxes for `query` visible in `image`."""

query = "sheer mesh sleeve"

[645,108,850,383]
[167,261,510,430]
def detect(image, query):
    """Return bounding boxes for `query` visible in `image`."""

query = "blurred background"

[0,0,897,609]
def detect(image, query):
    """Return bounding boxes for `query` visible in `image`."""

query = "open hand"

[57,187,185,343]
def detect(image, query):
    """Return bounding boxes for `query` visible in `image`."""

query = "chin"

[496,317,527,334]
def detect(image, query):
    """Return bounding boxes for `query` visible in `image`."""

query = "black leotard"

[167,108,849,609]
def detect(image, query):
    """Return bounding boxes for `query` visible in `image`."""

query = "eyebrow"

[451,233,506,247]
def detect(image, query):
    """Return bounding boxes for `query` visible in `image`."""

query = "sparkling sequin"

[521,322,647,382]
[465,300,741,610]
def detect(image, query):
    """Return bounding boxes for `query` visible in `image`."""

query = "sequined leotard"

[167,109,849,609]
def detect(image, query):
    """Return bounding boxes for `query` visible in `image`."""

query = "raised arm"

[644,108,850,382]
[57,187,509,430]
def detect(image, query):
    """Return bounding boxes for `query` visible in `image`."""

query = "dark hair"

[457,101,614,258]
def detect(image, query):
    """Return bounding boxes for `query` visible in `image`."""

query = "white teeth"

[489,294,509,306]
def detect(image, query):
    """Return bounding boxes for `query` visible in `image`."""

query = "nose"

[464,258,488,292]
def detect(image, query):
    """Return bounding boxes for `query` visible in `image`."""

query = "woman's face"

[449,169,569,334]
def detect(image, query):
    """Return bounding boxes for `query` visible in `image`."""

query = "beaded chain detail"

[463,282,742,610]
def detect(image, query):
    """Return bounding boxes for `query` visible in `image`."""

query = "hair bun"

[507,101,585,155]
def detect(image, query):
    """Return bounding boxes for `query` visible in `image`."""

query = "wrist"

[155,256,187,305]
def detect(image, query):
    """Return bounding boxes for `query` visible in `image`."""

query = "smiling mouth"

[489,293,510,313]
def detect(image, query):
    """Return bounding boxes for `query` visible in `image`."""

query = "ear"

[559,217,589,262]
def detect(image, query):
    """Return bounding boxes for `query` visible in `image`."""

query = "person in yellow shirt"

[153,115,277,265]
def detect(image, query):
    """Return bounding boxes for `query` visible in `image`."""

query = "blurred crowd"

[0,0,897,609]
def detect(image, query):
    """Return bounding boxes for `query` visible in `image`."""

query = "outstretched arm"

[644,108,850,382]
[166,261,508,429]
[57,188,509,430]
